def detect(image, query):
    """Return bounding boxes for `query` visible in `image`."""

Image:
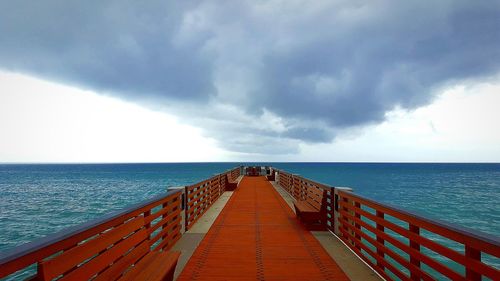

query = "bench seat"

[293,186,327,230]
[120,251,180,281]
[294,200,322,221]
[294,200,319,213]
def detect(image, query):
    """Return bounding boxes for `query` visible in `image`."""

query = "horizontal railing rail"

[185,174,221,230]
[0,189,183,280]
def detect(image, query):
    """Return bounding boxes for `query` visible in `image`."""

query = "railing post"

[333,187,353,237]
[291,174,303,200]
[167,186,186,233]
[294,175,300,200]
[184,186,189,231]
[325,187,335,232]
[465,246,481,281]
[377,211,385,271]
[212,174,219,204]
[167,186,186,209]
[409,223,420,280]
[219,173,223,195]
[354,201,361,250]
[343,196,353,245]
[144,210,152,235]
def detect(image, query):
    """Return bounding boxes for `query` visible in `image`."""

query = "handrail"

[0,189,183,279]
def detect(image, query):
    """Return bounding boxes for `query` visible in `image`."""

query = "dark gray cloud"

[0,1,214,101]
[0,0,499,154]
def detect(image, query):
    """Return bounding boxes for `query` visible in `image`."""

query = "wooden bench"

[37,216,180,281]
[226,174,238,191]
[266,170,275,181]
[293,186,327,230]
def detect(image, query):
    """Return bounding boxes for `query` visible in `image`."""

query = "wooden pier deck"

[178,176,349,280]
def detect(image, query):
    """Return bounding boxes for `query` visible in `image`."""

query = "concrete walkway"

[177,176,350,281]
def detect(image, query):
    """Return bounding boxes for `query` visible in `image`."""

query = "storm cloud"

[1,0,499,154]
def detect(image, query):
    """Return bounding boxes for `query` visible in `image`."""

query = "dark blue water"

[0,163,499,279]
[0,163,237,251]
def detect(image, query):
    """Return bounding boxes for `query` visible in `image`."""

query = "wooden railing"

[274,168,500,281]
[0,190,182,280]
[277,169,293,193]
[184,167,241,231]
[337,190,500,281]
[185,175,221,231]
[229,167,240,182]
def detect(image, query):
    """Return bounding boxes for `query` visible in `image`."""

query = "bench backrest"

[304,185,327,211]
[38,216,149,281]
[226,173,235,183]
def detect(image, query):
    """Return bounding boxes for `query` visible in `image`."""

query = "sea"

[0,163,499,279]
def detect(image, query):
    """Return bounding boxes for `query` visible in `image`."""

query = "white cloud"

[293,82,500,162]
[1,71,499,162]
[0,71,228,163]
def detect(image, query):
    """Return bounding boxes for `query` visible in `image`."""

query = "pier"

[178,176,348,280]
[0,166,499,280]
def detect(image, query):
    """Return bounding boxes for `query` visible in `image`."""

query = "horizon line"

[1,161,499,165]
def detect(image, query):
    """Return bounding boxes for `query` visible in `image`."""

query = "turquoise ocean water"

[0,163,499,279]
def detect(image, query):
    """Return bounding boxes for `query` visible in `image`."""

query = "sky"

[0,1,499,163]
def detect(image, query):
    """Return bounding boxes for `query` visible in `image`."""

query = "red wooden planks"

[178,176,349,281]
